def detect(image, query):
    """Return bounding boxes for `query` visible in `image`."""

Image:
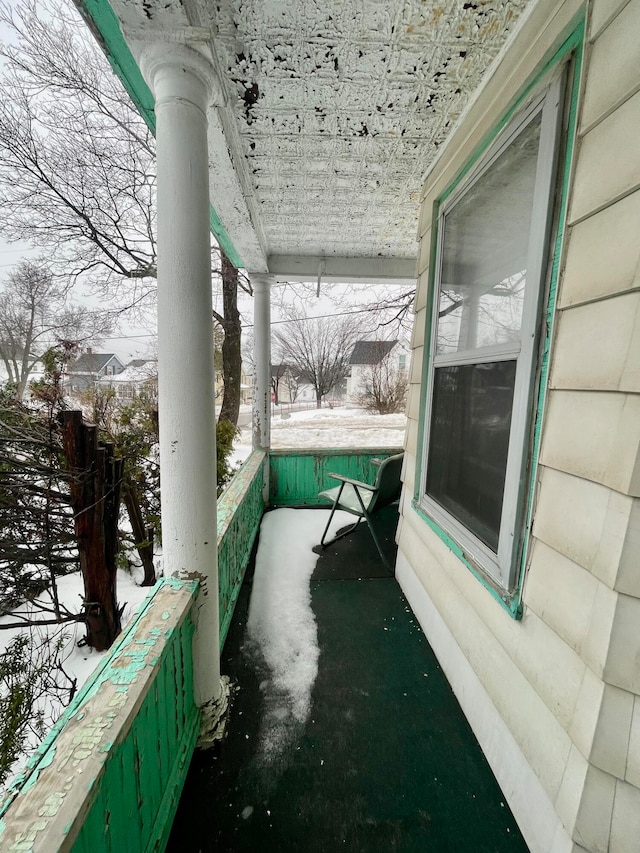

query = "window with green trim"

[419,70,567,591]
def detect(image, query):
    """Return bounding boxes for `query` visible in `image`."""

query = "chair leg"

[319,507,336,548]
[320,484,346,547]
[320,485,363,547]
[363,511,393,573]
[321,515,362,547]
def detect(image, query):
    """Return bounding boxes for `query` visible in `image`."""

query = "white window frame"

[419,71,565,590]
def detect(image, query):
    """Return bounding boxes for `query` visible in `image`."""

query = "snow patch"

[244,508,351,764]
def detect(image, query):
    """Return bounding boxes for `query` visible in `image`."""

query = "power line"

[3,305,404,348]
[242,304,399,330]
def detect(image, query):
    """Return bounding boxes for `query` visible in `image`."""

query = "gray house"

[66,351,125,393]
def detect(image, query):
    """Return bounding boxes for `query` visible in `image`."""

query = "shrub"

[217,418,239,494]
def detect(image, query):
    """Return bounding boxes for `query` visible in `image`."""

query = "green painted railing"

[0,578,199,853]
[269,447,404,507]
[217,450,266,646]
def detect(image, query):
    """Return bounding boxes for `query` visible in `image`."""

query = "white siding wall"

[397,1,640,851]
[347,363,368,399]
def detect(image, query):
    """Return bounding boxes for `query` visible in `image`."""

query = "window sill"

[410,499,523,620]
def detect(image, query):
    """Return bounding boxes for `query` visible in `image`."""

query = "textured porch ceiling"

[106,0,530,277]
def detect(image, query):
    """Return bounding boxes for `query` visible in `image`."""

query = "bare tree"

[273,306,364,409]
[215,252,244,426]
[0,0,156,297]
[356,344,408,415]
[285,369,302,404]
[270,362,288,405]
[361,287,416,337]
[0,0,248,425]
[0,260,111,399]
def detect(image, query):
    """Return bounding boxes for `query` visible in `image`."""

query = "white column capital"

[139,42,223,110]
[249,272,274,292]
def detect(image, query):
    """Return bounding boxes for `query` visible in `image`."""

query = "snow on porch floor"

[168,505,528,852]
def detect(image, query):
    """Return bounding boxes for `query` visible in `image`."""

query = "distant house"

[270,364,338,406]
[271,363,302,404]
[215,365,253,404]
[291,371,318,404]
[240,366,252,405]
[347,340,410,401]
[98,359,158,401]
[66,351,125,393]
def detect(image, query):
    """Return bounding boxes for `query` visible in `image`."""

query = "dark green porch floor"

[168,506,528,852]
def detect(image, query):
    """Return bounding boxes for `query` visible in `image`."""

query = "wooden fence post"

[61,410,123,650]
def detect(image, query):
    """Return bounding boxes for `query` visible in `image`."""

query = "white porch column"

[140,45,223,718]
[251,274,272,452]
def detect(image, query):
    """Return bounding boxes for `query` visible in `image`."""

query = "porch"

[0,447,527,851]
[170,495,526,852]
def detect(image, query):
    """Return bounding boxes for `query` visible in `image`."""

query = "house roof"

[70,353,121,373]
[350,340,397,365]
[99,362,157,384]
[271,363,292,378]
[272,363,315,384]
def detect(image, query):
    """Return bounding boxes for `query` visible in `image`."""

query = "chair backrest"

[369,452,404,513]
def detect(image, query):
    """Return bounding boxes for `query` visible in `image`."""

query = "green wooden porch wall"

[70,581,199,853]
[217,451,266,645]
[0,579,199,853]
[269,447,404,507]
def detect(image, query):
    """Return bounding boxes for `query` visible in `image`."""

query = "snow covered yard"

[230,406,406,466]
[0,569,152,789]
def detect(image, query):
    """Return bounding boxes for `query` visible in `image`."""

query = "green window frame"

[413,26,584,614]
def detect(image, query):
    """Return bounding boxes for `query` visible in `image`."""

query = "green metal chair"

[317,452,404,571]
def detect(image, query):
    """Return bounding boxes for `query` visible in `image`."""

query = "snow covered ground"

[230,406,406,466]
[0,568,152,789]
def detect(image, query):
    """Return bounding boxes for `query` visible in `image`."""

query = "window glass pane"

[426,361,516,551]
[436,113,542,355]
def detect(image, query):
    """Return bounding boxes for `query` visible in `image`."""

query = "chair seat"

[317,452,404,571]
[319,483,374,514]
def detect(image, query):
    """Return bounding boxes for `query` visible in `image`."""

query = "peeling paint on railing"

[0,579,199,853]
[0,453,267,853]
[269,447,403,507]
[217,450,266,645]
